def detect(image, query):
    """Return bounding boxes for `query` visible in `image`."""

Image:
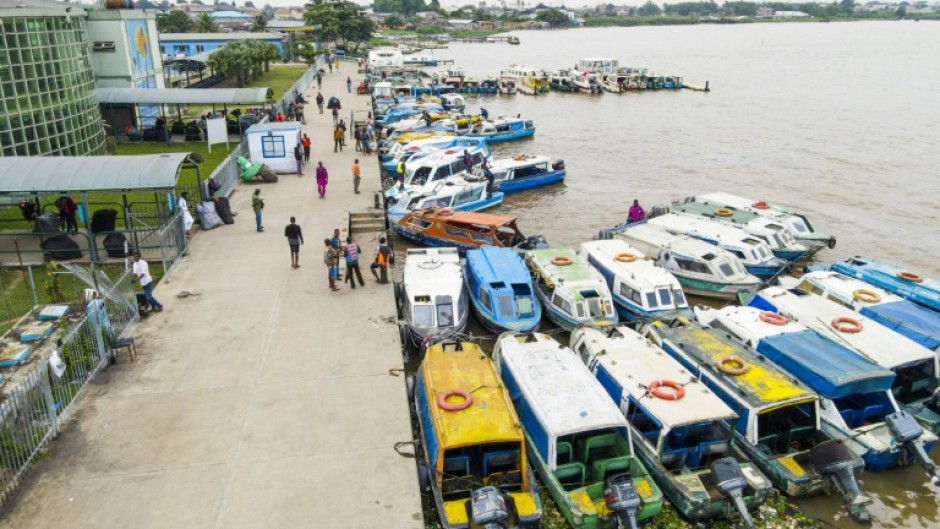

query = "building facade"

[158,32,287,59]
[0,0,106,156]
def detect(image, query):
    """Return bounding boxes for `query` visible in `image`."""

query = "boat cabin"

[402,248,468,342]
[468,118,535,137]
[525,248,617,330]
[671,200,807,259]
[830,257,940,313]
[698,192,834,250]
[577,58,619,75]
[389,179,495,222]
[398,210,530,249]
[464,247,541,333]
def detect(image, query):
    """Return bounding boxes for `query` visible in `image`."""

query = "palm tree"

[194,13,220,33]
[250,15,267,32]
[260,42,280,71]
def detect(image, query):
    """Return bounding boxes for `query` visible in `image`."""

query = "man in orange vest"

[370,237,393,284]
[301,134,312,164]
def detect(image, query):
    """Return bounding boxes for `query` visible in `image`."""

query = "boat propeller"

[885,410,940,486]
[709,457,755,529]
[468,486,514,529]
[810,440,872,524]
[603,473,640,529]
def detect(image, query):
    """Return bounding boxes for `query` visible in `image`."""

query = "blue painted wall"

[159,37,286,59]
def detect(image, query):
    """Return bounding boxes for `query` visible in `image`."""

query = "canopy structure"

[96,88,272,106]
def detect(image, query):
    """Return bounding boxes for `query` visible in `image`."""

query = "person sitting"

[627,199,646,224]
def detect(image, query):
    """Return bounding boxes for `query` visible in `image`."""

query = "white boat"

[525,248,618,331]
[440,93,465,111]
[647,213,789,279]
[603,223,760,300]
[369,47,404,69]
[386,178,504,224]
[577,58,620,76]
[571,70,603,94]
[501,65,548,95]
[465,153,566,194]
[498,72,517,94]
[570,326,770,526]
[385,141,490,199]
[579,240,692,324]
[398,248,469,347]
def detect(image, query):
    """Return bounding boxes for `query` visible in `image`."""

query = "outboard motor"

[467,486,512,529]
[646,204,670,220]
[885,410,940,485]
[603,473,640,529]
[518,234,549,251]
[595,229,614,241]
[708,457,754,529]
[552,159,565,171]
[809,440,872,524]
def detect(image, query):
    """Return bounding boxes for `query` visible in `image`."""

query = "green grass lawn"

[215,64,309,102]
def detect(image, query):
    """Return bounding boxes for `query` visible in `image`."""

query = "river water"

[416,21,940,528]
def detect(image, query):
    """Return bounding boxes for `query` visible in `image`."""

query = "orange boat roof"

[437,210,516,226]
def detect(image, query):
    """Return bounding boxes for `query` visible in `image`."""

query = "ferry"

[368,47,404,69]
[696,192,836,252]
[402,53,437,67]
[492,332,664,528]
[572,326,770,527]
[524,248,618,331]
[385,141,490,199]
[750,282,940,435]
[393,209,547,254]
[579,239,692,324]
[603,223,761,300]
[398,248,469,347]
[465,118,536,143]
[466,154,566,194]
[386,178,504,225]
[830,257,940,313]
[645,318,874,523]
[464,247,542,333]
[647,213,789,279]
[414,340,542,529]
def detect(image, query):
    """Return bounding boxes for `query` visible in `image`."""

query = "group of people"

[283,220,393,293]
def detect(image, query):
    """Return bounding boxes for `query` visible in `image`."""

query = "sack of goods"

[213,197,235,224]
[42,235,82,261]
[195,201,224,230]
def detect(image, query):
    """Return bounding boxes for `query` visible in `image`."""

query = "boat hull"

[466,128,535,143]
[387,193,505,225]
[468,295,540,334]
[674,276,756,300]
[534,286,617,331]
[496,170,566,194]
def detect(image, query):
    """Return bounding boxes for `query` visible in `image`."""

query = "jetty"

[0,70,423,529]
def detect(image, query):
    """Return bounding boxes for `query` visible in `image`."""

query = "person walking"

[251,188,264,232]
[335,58,340,71]
[285,216,304,268]
[132,253,163,312]
[396,159,406,190]
[331,105,339,126]
[316,71,323,89]
[627,199,646,224]
[294,143,303,175]
[302,134,312,164]
[370,237,393,284]
[324,239,340,291]
[178,191,194,238]
[346,76,352,93]
[333,125,344,153]
[353,127,362,152]
[344,236,365,289]
[351,158,362,194]
[316,92,324,114]
[56,194,78,234]
[316,162,329,199]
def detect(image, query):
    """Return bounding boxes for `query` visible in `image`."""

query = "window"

[673,289,686,306]
[479,289,492,312]
[261,135,286,158]
[196,45,205,53]
[658,289,672,306]
[496,295,515,319]
[674,257,710,275]
[718,262,736,277]
[645,292,658,309]
[620,284,639,304]
[414,305,434,327]
[436,296,454,327]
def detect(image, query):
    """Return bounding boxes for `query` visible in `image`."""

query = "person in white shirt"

[132,253,163,312]
[178,192,194,237]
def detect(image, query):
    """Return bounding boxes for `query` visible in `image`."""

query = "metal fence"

[0,266,139,507]
[275,60,323,117]
[201,140,250,200]
[128,209,188,277]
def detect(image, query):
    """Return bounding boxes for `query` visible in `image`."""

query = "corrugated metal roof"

[245,122,302,133]
[0,154,191,195]
[158,32,285,41]
[97,87,271,105]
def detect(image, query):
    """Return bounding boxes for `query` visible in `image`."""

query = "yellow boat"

[415,341,542,529]
[392,130,456,145]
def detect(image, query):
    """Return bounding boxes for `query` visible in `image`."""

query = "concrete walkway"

[0,69,423,529]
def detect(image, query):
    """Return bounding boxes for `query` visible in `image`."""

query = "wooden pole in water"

[705,81,710,92]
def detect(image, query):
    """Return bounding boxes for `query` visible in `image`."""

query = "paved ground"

[0,68,424,529]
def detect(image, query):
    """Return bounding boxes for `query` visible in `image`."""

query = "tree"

[244,0,255,6]
[429,0,441,12]
[637,1,663,16]
[535,8,571,27]
[384,15,404,28]
[194,12,220,32]
[840,0,855,14]
[250,14,267,31]
[157,10,193,33]
[304,0,376,51]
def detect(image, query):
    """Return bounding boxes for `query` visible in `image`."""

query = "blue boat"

[471,154,566,194]
[386,179,504,225]
[377,104,445,126]
[465,247,542,333]
[465,118,536,144]
[830,257,940,313]
[383,137,489,178]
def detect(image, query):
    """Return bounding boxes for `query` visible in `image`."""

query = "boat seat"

[591,455,633,482]
[557,441,575,465]
[757,434,779,454]
[839,409,858,429]
[581,432,618,462]
[483,449,519,476]
[484,470,522,489]
[785,426,815,450]
[442,475,475,496]
[861,405,888,425]
[695,440,729,465]
[661,447,688,472]
[444,455,470,477]
[555,462,586,491]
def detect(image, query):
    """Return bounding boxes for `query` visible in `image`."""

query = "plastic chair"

[592,455,632,482]
[110,337,136,363]
[555,462,586,490]
[581,432,618,462]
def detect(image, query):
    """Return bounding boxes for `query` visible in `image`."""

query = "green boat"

[525,248,618,330]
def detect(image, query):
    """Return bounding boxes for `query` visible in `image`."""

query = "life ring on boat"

[649,380,685,400]
[717,356,750,376]
[832,317,863,334]
[752,201,770,210]
[513,154,527,161]
[124,126,133,134]
[758,312,789,326]
[853,289,882,303]
[438,389,472,411]
[551,255,572,266]
[445,149,457,154]
[615,252,637,263]
[896,271,923,283]
[714,208,734,217]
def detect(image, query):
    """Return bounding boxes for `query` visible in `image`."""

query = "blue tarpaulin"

[862,301,940,351]
[756,331,895,399]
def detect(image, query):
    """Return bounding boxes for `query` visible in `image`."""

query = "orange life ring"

[832,317,863,333]
[445,149,457,154]
[759,312,789,326]
[717,356,750,376]
[513,154,526,161]
[897,271,923,284]
[615,252,637,263]
[853,289,882,303]
[438,389,472,411]
[714,208,733,217]
[752,201,770,209]
[551,255,572,266]
[649,380,685,400]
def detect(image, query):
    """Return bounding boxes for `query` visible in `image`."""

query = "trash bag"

[34,213,61,234]
[195,201,223,230]
[91,209,117,233]
[41,235,82,261]
[103,232,128,258]
[258,164,279,183]
[19,200,36,220]
[214,197,234,224]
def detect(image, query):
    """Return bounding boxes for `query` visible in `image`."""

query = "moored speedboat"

[498,73,517,94]
[414,340,542,529]
[465,247,542,333]
[579,239,692,324]
[466,154,565,194]
[465,118,535,143]
[493,331,664,528]
[525,248,618,331]
[394,209,547,253]
[573,326,770,527]
[386,178,504,225]
[398,248,469,347]
[830,257,940,313]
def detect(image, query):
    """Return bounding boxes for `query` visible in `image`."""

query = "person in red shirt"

[301,134,312,164]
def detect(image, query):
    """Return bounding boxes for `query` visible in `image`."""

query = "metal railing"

[202,140,250,200]
[275,60,324,117]
[128,209,188,276]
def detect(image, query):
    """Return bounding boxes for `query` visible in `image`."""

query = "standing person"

[331,105,339,126]
[302,133,312,164]
[316,71,323,89]
[396,159,406,190]
[361,130,371,155]
[251,188,264,232]
[294,102,305,124]
[294,143,304,175]
[333,125,344,153]
[627,199,646,224]
[344,236,365,289]
[178,191,194,238]
[324,239,340,291]
[285,216,304,268]
[481,158,495,199]
[370,237,393,284]
[346,76,352,93]
[316,161,329,199]
[56,194,78,234]
[316,92,324,114]
[132,253,163,312]
[351,158,361,194]
[422,109,432,127]
[335,58,340,71]
[353,127,362,152]
[327,59,332,73]
[462,149,473,169]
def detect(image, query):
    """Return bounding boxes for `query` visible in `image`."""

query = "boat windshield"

[717,261,736,278]
[436,295,455,327]
[661,420,731,471]
[673,288,686,306]
[755,401,817,455]
[513,284,535,317]
[581,290,611,318]
[892,360,938,406]
[414,304,434,327]
[496,295,515,319]
[658,288,673,307]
